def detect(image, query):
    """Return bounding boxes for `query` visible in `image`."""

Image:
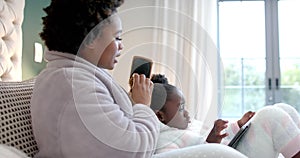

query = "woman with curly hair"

[31,0,159,157]
[31,0,248,157]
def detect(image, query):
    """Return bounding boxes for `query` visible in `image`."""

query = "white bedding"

[0,144,29,158]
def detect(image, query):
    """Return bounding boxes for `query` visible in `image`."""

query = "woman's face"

[97,14,124,70]
[162,89,190,129]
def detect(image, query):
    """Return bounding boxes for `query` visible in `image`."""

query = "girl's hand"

[130,73,153,106]
[206,119,229,143]
[237,111,255,128]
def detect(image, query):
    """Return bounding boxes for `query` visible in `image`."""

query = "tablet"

[228,121,251,149]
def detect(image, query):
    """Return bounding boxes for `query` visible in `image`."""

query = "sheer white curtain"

[116,0,218,130]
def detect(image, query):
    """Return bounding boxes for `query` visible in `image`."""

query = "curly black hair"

[40,0,124,55]
[150,74,169,84]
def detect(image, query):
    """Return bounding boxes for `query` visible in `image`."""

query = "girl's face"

[161,89,191,129]
[97,14,124,70]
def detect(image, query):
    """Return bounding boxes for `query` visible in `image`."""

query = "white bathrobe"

[31,51,160,158]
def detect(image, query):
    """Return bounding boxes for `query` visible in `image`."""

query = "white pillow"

[0,144,29,158]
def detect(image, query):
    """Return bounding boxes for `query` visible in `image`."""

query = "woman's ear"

[155,110,165,122]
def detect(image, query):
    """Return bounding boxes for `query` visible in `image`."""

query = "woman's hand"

[130,73,153,106]
[237,111,255,128]
[206,119,229,143]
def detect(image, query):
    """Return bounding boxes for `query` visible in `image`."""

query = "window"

[218,0,300,119]
[278,0,300,112]
[219,1,266,118]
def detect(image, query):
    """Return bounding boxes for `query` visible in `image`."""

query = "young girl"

[150,74,300,158]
